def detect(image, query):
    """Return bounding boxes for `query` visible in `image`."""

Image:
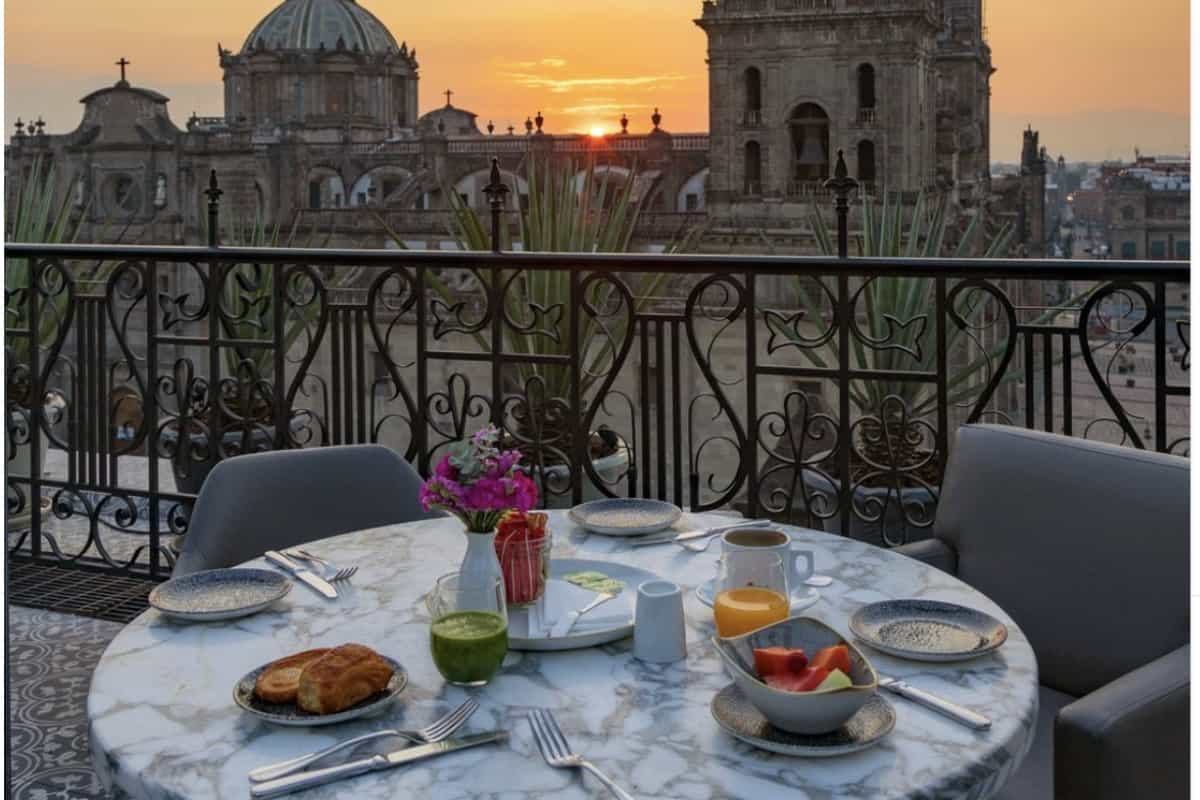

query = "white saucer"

[696,579,819,613]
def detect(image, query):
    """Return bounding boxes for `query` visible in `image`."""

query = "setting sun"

[589,126,606,138]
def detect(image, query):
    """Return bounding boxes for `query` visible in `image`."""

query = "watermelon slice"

[810,644,852,675]
[753,646,808,678]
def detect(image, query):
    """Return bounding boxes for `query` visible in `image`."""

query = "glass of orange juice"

[713,551,790,637]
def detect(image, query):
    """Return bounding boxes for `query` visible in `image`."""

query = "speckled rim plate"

[567,498,682,537]
[149,568,291,622]
[711,684,895,757]
[696,578,820,614]
[849,599,1008,662]
[233,655,407,727]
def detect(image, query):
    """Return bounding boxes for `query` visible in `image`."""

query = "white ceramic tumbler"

[634,580,687,663]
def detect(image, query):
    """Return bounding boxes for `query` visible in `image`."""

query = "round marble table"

[88,512,1038,799]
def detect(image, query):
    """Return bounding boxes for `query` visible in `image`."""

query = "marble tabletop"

[87,512,1038,799]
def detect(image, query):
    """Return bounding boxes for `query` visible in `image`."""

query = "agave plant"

[201,205,342,382]
[6,157,88,362]
[792,191,1090,474]
[380,157,704,478]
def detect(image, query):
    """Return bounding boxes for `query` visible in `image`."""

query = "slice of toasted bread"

[297,643,394,715]
[254,648,331,704]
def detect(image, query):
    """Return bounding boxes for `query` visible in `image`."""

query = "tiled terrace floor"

[8,606,121,800]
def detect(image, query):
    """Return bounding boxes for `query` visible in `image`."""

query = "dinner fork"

[285,549,358,582]
[248,697,479,783]
[528,709,635,800]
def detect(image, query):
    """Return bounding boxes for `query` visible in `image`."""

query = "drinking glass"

[712,551,789,637]
[428,572,508,686]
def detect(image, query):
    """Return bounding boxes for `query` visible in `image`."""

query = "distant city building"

[1072,155,1191,261]
[7,0,997,252]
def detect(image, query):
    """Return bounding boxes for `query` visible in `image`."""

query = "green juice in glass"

[430,610,508,685]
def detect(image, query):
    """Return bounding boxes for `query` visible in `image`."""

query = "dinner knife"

[264,550,338,600]
[877,676,992,730]
[629,519,772,547]
[248,730,509,798]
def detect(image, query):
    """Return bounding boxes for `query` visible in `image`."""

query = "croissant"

[254,648,331,704]
[297,643,394,714]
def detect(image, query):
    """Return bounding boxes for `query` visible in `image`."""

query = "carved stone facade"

[6,0,993,252]
[696,0,992,225]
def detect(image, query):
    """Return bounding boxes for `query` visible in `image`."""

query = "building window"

[1121,205,1136,221]
[686,193,699,211]
[1176,240,1189,258]
[856,140,876,183]
[789,103,830,182]
[743,67,762,123]
[744,140,762,194]
[857,64,876,110]
[326,74,351,115]
[1150,241,1167,259]
[103,174,142,217]
[309,181,321,209]
[1121,241,1137,258]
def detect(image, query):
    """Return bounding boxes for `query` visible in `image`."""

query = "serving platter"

[567,498,682,537]
[149,568,291,622]
[849,599,1008,662]
[233,655,407,727]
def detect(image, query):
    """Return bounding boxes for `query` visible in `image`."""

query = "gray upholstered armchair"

[173,444,441,576]
[896,424,1189,800]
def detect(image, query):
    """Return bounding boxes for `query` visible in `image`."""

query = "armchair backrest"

[934,425,1189,696]
[173,444,440,577]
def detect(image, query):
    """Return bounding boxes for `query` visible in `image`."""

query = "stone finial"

[14,118,25,138]
[620,113,629,134]
[507,124,515,136]
[335,35,346,50]
[34,117,45,135]
[651,107,662,130]
[487,120,495,135]
[534,110,544,133]
[525,117,534,135]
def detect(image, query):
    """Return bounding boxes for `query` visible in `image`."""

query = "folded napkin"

[512,579,632,638]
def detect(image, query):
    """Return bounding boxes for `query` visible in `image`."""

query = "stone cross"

[116,57,130,82]
[443,89,453,106]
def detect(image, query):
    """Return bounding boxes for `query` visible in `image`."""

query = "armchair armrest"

[1055,644,1189,800]
[893,538,957,575]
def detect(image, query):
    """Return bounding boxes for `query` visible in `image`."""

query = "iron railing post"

[824,150,858,260]
[204,170,222,249]
[482,158,510,254]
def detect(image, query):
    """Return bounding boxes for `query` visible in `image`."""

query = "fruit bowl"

[712,616,878,734]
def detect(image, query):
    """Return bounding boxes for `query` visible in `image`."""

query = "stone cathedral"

[6,0,994,251]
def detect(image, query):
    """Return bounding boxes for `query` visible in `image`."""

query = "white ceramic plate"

[567,499,682,537]
[696,578,820,614]
[233,655,407,727]
[508,558,661,651]
[150,568,291,622]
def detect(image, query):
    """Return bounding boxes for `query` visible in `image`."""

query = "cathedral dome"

[241,0,399,54]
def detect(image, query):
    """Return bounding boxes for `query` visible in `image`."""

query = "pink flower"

[433,454,457,480]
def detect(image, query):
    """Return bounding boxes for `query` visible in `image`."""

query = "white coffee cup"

[634,580,687,663]
[719,528,814,599]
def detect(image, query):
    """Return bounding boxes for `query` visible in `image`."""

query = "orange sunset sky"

[4,0,1190,161]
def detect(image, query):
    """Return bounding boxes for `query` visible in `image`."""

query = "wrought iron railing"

[5,177,1190,579]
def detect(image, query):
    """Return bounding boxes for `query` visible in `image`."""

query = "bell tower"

[695,0,942,219]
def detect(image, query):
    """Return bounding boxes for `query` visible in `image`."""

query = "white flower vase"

[459,529,506,607]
